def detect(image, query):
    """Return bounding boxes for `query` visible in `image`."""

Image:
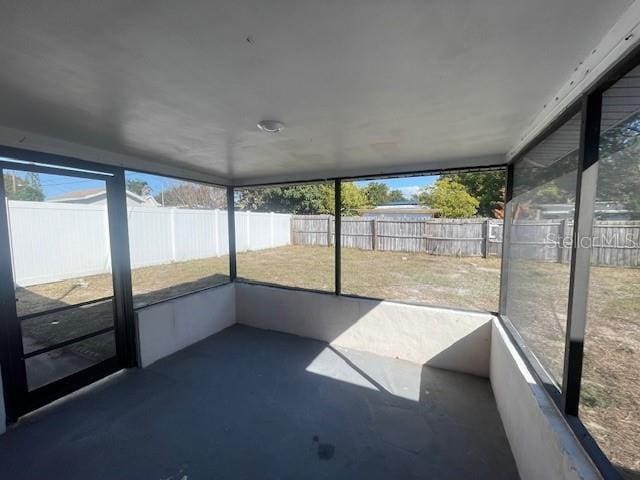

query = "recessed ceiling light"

[257,120,284,134]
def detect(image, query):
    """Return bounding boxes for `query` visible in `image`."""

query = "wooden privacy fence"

[291,215,640,267]
[292,216,504,258]
[510,219,640,267]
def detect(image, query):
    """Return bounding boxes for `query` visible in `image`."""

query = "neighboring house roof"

[48,188,105,202]
[48,188,159,206]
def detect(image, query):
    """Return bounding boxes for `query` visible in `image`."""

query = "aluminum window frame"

[498,43,640,480]
[122,168,233,309]
[231,166,507,313]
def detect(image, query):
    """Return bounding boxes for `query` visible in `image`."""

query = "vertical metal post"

[561,93,602,415]
[0,169,26,422]
[334,179,341,295]
[227,186,237,281]
[106,170,136,368]
[498,164,514,315]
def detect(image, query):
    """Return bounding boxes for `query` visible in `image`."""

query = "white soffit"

[0,0,635,183]
[508,0,640,160]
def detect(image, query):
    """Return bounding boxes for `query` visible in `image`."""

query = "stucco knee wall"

[490,319,600,480]
[235,282,492,377]
[136,283,236,367]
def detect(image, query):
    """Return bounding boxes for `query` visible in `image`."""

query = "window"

[125,172,229,308]
[3,169,114,318]
[234,182,335,291]
[505,112,582,387]
[3,168,117,390]
[579,66,640,477]
[340,171,504,311]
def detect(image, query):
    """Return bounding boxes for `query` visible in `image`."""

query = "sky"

[355,175,438,200]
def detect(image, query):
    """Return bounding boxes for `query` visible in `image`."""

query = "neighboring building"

[48,188,159,207]
[360,201,437,219]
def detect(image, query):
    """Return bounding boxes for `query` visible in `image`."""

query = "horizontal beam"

[231,154,506,187]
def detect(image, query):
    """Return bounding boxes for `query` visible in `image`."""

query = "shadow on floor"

[0,325,519,480]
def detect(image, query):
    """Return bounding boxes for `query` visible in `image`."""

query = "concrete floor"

[0,325,518,479]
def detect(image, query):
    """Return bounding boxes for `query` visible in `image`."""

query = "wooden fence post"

[558,219,567,263]
[371,218,377,250]
[482,219,489,258]
[290,215,294,245]
[327,215,332,247]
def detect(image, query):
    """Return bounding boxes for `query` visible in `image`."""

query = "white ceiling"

[0,0,634,183]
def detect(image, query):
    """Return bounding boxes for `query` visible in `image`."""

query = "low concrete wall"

[490,319,600,480]
[235,282,493,377]
[136,283,235,367]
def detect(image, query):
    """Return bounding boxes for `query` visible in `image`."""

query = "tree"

[595,115,640,218]
[388,189,407,202]
[321,182,368,215]
[156,183,226,209]
[418,178,479,218]
[3,172,44,201]
[446,171,505,217]
[529,182,566,204]
[126,178,151,196]
[235,185,327,214]
[236,183,367,216]
[493,187,505,219]
[362,182,389,206]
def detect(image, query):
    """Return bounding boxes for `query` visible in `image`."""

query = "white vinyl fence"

[234,211,291,252]
[7,201,291,287]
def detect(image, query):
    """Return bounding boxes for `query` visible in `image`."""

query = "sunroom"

[0,1,638,479]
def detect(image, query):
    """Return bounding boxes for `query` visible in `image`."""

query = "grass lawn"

[505,258,640,475]
[236,245,502,311]
[16,244,639,474]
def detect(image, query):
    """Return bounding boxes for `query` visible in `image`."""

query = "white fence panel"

[272,213,291,246]
[8,201,111,286]
[174,209,220,261]
[233,211,290,252]
[234,211,250,252]
[127,206,173,268]
[8,202,291,286]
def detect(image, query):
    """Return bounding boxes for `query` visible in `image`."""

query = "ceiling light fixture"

[257,120,284,134]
